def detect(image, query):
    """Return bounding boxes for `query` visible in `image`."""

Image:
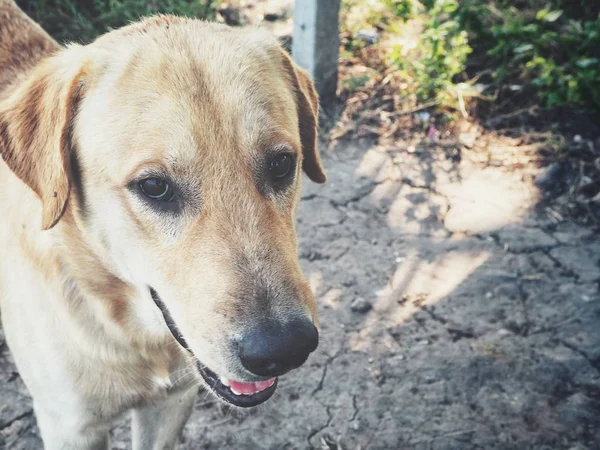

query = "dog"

[0,1,326,448]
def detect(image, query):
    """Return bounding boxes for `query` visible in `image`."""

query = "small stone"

[351,297,373,313]
[356,28,379,45]
[573,134,583,143]
[416,112,430,123]
[423,374,438,384]
[372,369,384,382]
[351,419,362,431]
[580,175,593,187]
[497,328,511,337]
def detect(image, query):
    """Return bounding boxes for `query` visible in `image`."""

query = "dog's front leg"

[131,383,199,450]
[34,403,111,450]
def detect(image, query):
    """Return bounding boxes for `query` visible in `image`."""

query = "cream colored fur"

[0,3,325,449]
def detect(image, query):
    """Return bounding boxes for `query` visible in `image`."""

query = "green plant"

[16,0,218,43]
[380,0,600,117]
[340,0,394,57]
[383,0,412,20]
[343,74,372,92]
[388,0,472,108]
[457,1,600,116]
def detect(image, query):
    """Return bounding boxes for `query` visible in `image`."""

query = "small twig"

[484,105,539,126]
[381,100,438,119]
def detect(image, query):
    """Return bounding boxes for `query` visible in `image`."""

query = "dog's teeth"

[230,387,243,395]
[219,376,230,387]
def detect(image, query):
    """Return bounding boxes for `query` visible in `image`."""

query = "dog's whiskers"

[170,368,195,387]
[181,378,203,401]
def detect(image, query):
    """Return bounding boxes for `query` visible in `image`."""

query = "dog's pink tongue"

[229,378,275,395]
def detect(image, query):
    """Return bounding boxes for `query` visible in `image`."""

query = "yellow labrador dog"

[0,1,326,448]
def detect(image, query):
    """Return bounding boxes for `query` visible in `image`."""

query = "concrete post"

[292,0,341,105]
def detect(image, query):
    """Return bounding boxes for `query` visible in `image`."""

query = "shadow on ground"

[1,133,599,450]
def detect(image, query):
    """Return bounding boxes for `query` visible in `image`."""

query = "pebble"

[416,112,430,123]
[356,28,379,44]
[497,328,511,337]
[351,297,373,313]
[423,374,438,384]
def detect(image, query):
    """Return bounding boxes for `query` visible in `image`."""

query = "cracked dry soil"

[1,138,600,450]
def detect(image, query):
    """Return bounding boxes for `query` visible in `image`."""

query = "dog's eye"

[269,154,293,180]
[139,178,173,201]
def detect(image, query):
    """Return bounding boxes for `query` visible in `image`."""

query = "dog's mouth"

[149,288,277,407]
[198,366,278,407]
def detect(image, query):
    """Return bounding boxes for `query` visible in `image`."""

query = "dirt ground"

[2,1,600,449]
[2,130,600,449]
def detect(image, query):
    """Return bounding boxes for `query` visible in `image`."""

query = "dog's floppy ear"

[0,45,93,230]
[279,50,327,184]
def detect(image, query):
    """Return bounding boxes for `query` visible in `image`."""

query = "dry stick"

[484,105,540,126]
[381,100,439,118]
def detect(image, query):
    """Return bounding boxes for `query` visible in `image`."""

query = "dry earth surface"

[2,132,599,449]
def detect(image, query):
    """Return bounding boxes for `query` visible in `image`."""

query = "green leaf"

[543,10,563,23]
[576,58,599,69]
[514,43,534,54]
[536,9,548,21]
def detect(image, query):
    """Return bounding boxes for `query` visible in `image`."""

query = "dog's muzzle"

[149,287,289,407]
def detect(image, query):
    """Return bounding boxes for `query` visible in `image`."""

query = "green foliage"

[340,0,392,56]
[343,75,372,92]
[383,0,412,20]
[376,0,600,116]
[16,0,218,43]
[388,0,472,107]
[471,3,598,113]
[454,1,600,115]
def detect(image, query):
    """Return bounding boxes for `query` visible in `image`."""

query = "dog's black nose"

[238,319,319,377]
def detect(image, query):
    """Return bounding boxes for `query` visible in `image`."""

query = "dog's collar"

[149,287,191,352]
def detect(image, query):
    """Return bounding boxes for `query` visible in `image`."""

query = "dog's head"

[0,17,326,407]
